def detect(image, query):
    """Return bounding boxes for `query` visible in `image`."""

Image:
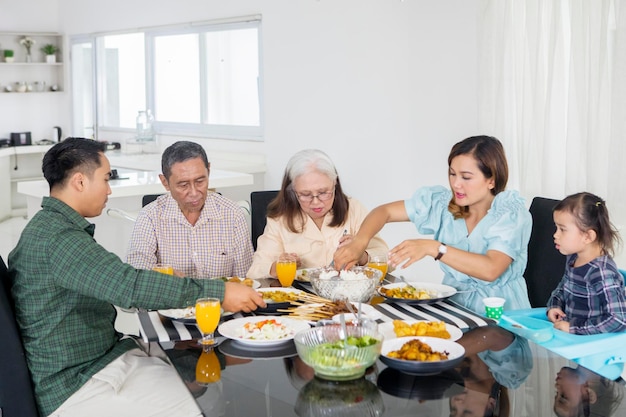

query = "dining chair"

[142,194,164,207]
[250,190,279,250]
[0,256,40,417]
[523,197,567,308]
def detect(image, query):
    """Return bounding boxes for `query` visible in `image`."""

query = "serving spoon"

[398,275,418,291]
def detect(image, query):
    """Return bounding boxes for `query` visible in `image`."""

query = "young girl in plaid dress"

[547,192,626,334]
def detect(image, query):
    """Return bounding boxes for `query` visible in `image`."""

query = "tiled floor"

[1,215,139,335]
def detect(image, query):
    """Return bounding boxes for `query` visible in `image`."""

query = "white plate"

[218,316,310,346]
[380,336,465,375]
[218,339,298,360]
[378,320,462,342]
[213,277,261,289]
[296,268,317,282]
[158,307,233,322]
[377,282,457,304]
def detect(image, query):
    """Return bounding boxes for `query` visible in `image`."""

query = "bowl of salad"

[293,323,383,381]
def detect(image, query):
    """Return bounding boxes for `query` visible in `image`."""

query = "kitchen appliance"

[10,132,32,146]
[52,126,62,142]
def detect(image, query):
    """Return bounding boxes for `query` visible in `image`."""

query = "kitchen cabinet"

[0,32,64,93]
[0,145,53,221]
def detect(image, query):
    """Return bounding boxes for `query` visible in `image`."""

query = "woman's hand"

[336,234,368,266]
[333,238,368,270]
[388,239,438,268]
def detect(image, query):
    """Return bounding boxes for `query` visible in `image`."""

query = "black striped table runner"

[137,299,494,343]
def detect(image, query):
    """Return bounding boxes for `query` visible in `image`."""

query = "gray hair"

[161,141,210,179]
[285,149,337,185]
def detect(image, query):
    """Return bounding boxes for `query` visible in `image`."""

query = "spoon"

[398,275,418,291]
[344,298,356,318]
[338,313,356,350]
[328,229,348,270]
[339,313,348,343]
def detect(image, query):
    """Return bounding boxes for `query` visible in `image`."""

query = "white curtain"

[478,0,626,264]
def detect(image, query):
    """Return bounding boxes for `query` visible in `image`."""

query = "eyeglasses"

[294,188,335,203]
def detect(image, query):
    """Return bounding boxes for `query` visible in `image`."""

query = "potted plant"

[3,49,14,63]
[41,44,59,64]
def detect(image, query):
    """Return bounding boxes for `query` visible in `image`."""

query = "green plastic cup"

[483,297,506,320]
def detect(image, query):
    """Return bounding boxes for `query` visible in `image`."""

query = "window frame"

[70,16,263,142]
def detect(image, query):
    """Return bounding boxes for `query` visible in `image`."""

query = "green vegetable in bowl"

[317,335,378,349]
[314,335,380,351]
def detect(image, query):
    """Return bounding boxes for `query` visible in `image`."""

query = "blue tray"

[499,308,626,380]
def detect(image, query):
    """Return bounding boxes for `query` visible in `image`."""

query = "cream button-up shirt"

[247,197,388,278]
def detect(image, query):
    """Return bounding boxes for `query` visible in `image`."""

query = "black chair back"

[523,197,567,307]
[0,256,39,417]
[250,190,279,250]
[142,194,163,207]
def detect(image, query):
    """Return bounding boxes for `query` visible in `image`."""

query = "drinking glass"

[276,257,297,287]
[195,297,221,349]
[367,254,388,282]
[153,263,174,275]
[195,348,221,384]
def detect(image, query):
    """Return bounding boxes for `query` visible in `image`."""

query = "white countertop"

[17,167,254,199]
[0,144,54,157]
[106,151,267,174]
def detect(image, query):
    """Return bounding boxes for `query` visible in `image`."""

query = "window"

[70,17,262,141]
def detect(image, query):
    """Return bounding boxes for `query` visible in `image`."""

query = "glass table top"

[161,323,626,417]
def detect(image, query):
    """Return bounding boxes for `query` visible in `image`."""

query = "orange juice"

[195,349,221,384]
[276,261,297,287]
[195,298,221,344]
[368,261,388,282]
[153,264,174,275]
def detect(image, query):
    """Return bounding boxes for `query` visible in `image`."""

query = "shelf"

[0,62,63,66]
[0,91,63,94]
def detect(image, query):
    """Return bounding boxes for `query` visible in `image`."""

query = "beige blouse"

[247,197,388,278]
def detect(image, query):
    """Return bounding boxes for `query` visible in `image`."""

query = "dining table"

[135,277,626,417]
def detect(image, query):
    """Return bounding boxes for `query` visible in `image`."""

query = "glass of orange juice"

[153,263,174,275]
[196,348,221,384]
[367,254,388,283]
[195,297,221,349]
[275,257,297,287]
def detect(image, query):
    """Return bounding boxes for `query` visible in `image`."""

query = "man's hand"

[222,282,266,313]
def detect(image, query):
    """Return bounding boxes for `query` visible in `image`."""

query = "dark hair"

[42,137,107,190]
[267,149,349,233]
[554,192,621,257]
[447,135,509,219]
[161,141,210,179]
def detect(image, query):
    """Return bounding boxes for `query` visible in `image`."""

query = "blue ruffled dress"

[404,186,532,314]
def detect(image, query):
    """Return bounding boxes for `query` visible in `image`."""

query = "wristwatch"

[435,243,447,261]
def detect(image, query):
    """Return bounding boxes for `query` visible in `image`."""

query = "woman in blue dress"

[333,135,532,314]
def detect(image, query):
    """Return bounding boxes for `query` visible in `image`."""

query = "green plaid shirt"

[8,197,225,416]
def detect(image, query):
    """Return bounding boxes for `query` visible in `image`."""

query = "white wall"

[2,0,481,281]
